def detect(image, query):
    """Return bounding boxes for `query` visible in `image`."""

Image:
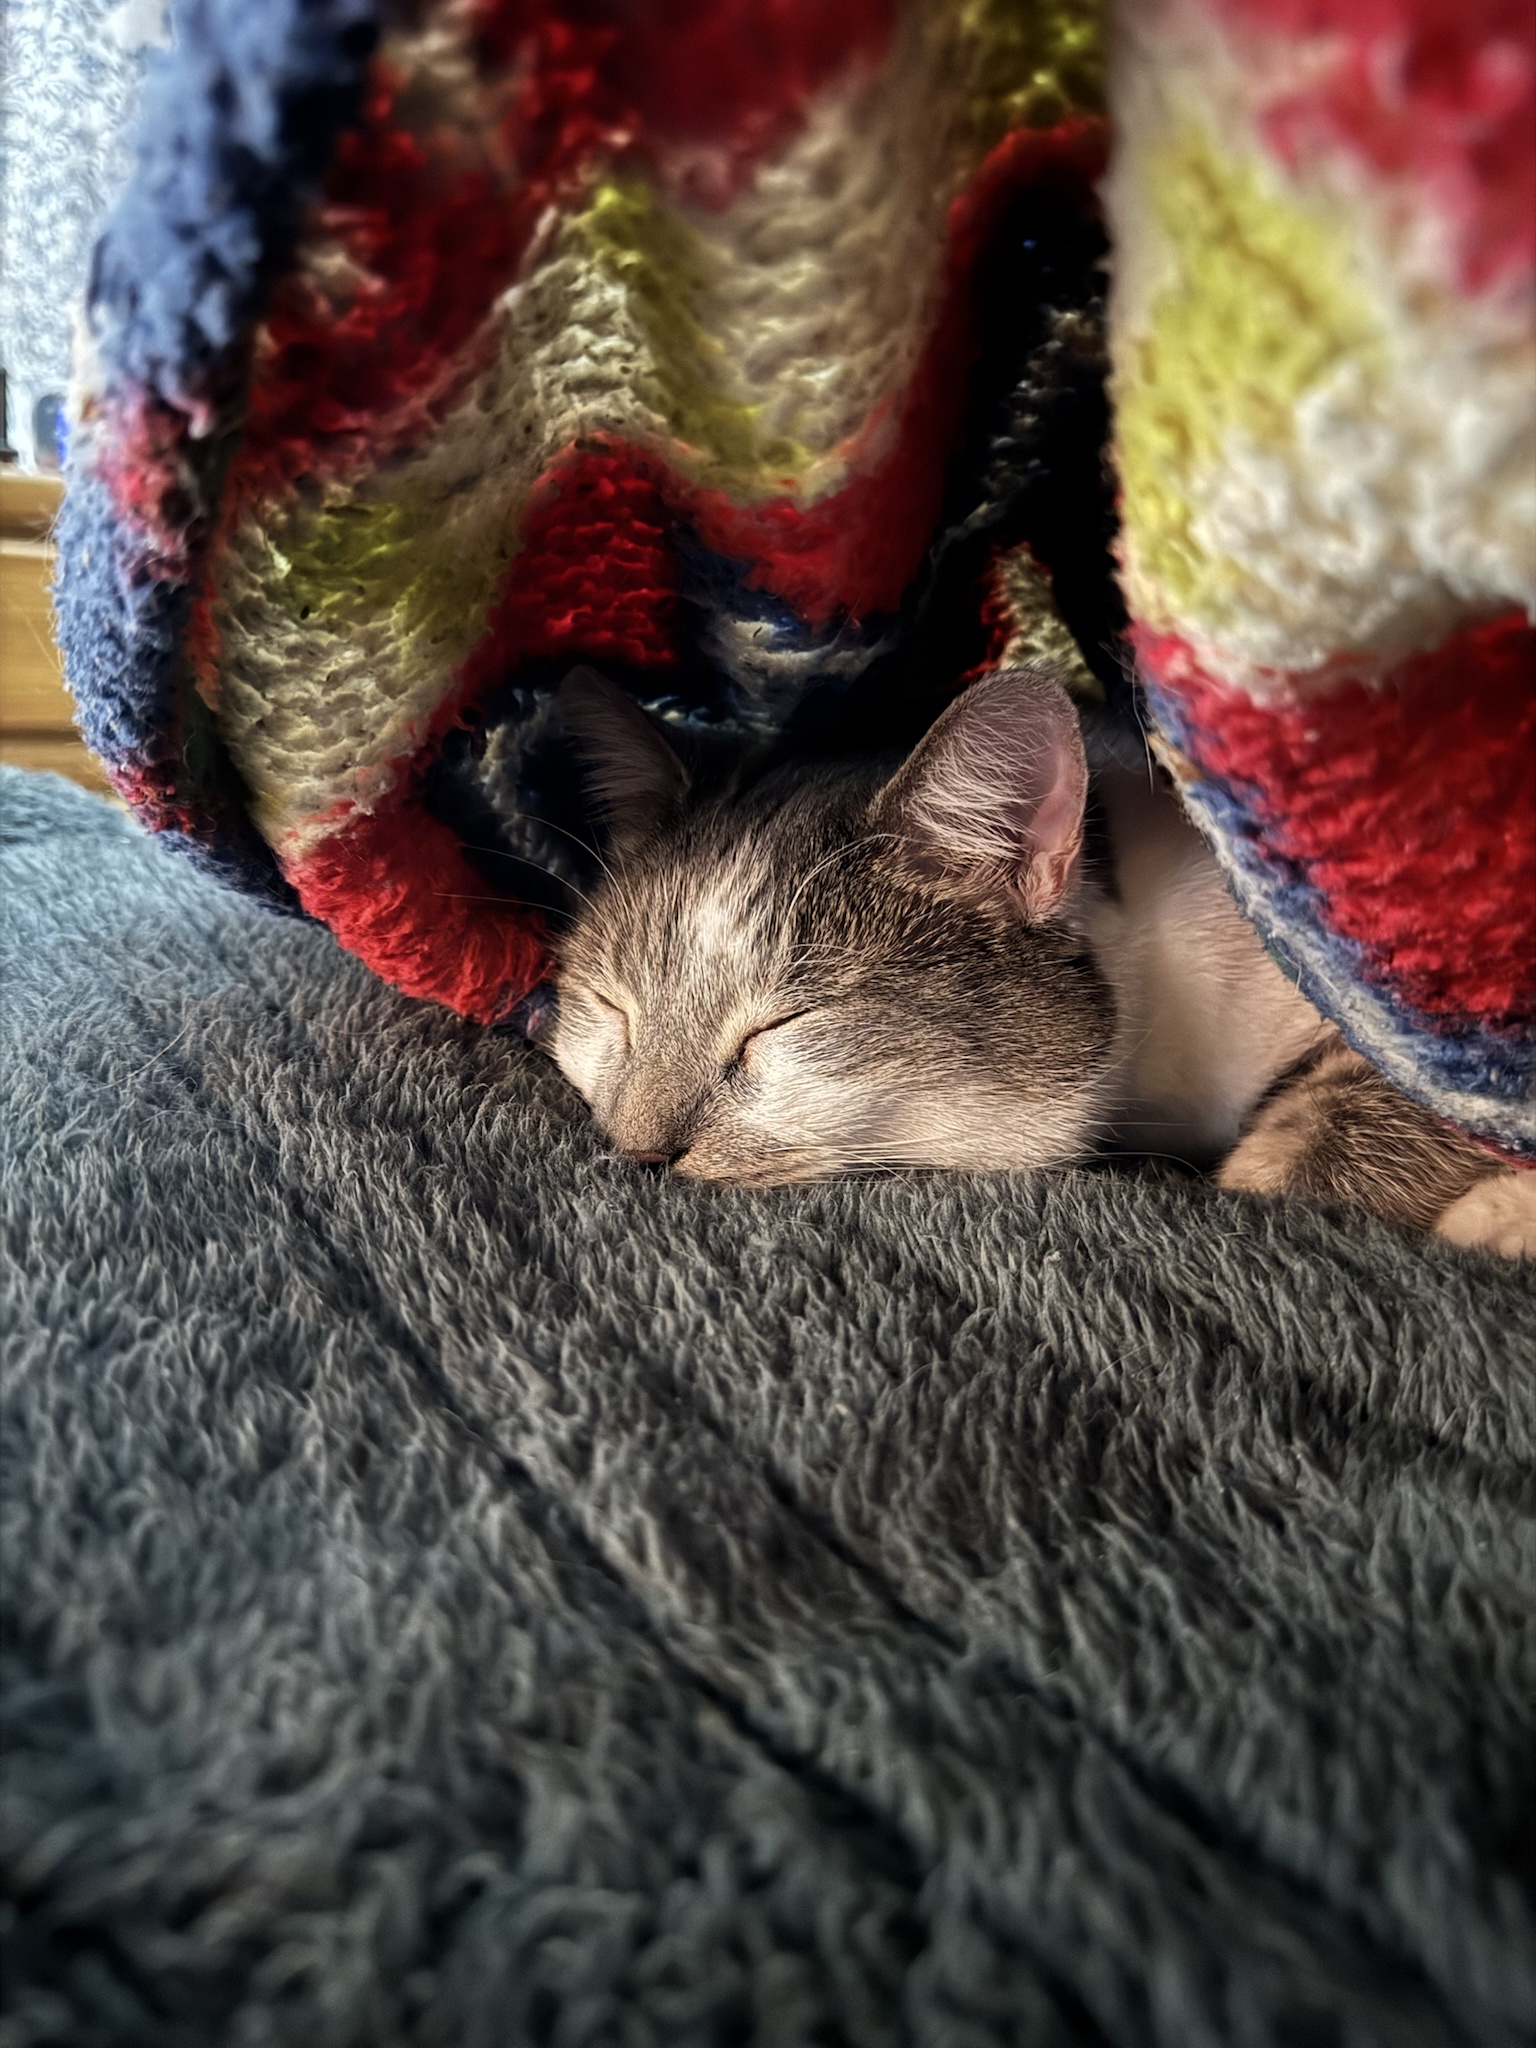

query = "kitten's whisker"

[433,890,547,908]
[517,814,622,891]
[454,846,601,916]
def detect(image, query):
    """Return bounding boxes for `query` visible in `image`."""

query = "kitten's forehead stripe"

[609,831,784,1010]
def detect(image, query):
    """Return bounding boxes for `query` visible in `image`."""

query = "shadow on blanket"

[2,766,1532,2048]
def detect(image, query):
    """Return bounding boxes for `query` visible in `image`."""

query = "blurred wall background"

[1,0,157,471]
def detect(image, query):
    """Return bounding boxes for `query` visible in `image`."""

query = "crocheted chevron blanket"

[55,0,1535,1157]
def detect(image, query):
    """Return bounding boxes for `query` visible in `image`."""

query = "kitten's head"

[548,664,1117,1184]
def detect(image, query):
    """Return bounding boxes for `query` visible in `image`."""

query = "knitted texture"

[1105,0,1536,1155]
[54,0,1533,1150]
[56,0,1113,1016]
[5,765,1536,2045]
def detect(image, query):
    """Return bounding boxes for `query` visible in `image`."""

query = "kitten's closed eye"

[729,1009,815,1075]
[563,986,631,1087]
[569,985,629,1034]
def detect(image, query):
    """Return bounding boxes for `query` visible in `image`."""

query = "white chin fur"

[675,1078,1111,1184]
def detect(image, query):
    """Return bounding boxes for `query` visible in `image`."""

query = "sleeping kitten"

[548,664,1534,1255]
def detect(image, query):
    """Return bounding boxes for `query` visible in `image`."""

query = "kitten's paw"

[1214,1127,1299,1196]
[1434,1173,1536,1260]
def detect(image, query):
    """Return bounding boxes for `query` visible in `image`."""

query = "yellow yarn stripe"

[952,0,1103,143]
[1115,125,1380,633]
[574,179,817,490]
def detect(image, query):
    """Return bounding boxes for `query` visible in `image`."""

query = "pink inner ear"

[885,666,1090,919]
[1017,742,1086,918]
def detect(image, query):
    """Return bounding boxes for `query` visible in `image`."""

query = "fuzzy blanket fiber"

[2,764,1534,2048]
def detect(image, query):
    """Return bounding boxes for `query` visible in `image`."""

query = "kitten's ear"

[558,665,689,840]
[874,665,1088,920]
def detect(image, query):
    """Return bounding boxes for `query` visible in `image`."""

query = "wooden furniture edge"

[0,473,106,789]
[0,470,65,543]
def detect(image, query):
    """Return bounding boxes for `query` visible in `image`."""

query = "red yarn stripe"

[1141,613,1536,1026]
[458,448,683,687]
[227,62,535,508]
[401,442,682,772]
[92,392,200,584]
[109,758,205,838]
[287,805,551,1024]
[1211,0,1535,290]
[470,0,897,210]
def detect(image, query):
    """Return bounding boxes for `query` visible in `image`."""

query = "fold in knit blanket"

[54,0,1534,1156]
[3,765,1535,2045]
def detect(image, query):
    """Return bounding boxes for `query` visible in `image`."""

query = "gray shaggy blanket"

[2,765,1533,2048]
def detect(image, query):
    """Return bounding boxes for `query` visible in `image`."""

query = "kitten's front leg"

[1216,1036,1531,1254]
